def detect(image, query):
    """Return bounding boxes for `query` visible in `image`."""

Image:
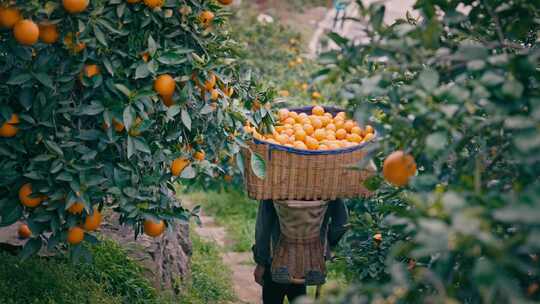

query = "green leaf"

[127,135,135,159]
[419,69,439,91]
[123,106,134,131]
[181,109,191,130]
[133,138,151,154]
[115,84,131,97]
[44,140,64,158]
[180,165,196,179]
[135,63,150,79]
[19,238,42,261]
[236,152,245,176]
[425,132,447,151]
[148,35,158,56]
[250,152,266,179]
[33,73,54,89]
[93,25,108,46]
[7,73,32,85]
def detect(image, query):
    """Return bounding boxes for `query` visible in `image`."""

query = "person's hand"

[254,264,265,286]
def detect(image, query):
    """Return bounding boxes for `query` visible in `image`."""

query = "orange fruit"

[343,120,355,132]
[293,141,307,150]
[351,126,362,135]
[363,133,375,142]
[63,32,86,53]
[334,119,344,130]
[143,0,163,8]
[326,123,336,131]
[13,20,39,45]
[68,202,85,214]
[18,224,31,238]
[311,117,323,129]
[218,0,233,5]
[171,157,189,176]
[67,226,85,244]
[275,126,284,133]
[162,95,174,107]
[326,131,336,140]
[63,0,89,13]
[336,129,347,140]
[278,108,289,121]
[194,150,205,161]
[278,90,290,97]
[154,74,176,97]
[39,23,59,44]
[266,138,278,144]
[276,134,289,145]
[0,7,21,28]
[321,115,331,127]
[204,73,216,90]
[284,143,294,147]
[144,219,165,237]
[365,125,374,134]
[283,128,294,137]
[282,124,293,130]
[382,151,417,187]
[199,10,215,28]
[284,117,296,125]
[127,0,141,3]
[311,92,321,100]
[83,64,100,78]
[19,183,43,208]
[303,124,314,136]
[336,112,346,119]
[318,144,329,150]
[305,136,319,150]
[112,118,125,132]
[328,142,340,150]
[293,123,303,131]
[312,105,324,116]
[83,208,102,231]
[294,129,307,142]
[210,89,219,101]
[349,133,362,143]
[0,114,20,137]
[288,111,299,121]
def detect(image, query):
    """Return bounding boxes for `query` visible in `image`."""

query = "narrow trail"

[192,210,261,304]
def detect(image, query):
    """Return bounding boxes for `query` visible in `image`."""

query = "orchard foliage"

[316,0,540,303]
[0,0,251,259]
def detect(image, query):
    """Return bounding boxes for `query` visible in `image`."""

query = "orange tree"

[0,0,252,259]
[316,0,540,302]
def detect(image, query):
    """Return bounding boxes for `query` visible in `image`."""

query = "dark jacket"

[252,199,348,266]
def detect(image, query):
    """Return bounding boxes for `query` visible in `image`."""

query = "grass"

[186,190,257,252]
[179,231,236,304]
[0,239,158,304]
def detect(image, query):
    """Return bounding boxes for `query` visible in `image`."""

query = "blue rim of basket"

[252,105,376,155]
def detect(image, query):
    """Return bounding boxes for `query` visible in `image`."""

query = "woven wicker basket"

[243,106,375,201]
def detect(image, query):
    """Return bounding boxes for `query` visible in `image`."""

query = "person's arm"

[252,200,276,285]
[327,199,349,247]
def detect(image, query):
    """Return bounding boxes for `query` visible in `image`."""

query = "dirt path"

[194,211,261,304]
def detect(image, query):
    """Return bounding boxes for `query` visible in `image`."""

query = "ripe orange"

[63,0,89,13]
[171,157,189,176]
[312,105,324,116]
[294,129,306,141]
[288,111,299,121]
[127,0,141,3]
[365,125,374,134]
[276,134,289,145]
[382,151,417,187]
[305,136,319,150]
[293,123,303,131]
[0,114,20,137]
[343,120,355,132]
[318,144,329,150]
[284,117,296,125]
[67,227,85,245]
[349,133,362,143]
[326,131,336,140]
[144,219,165,237]
[162,95,174,107]
[194,150,205,161]
[303,124,314,136]
[311,92,321,100]
[83,64,100,78]
[218,0,233,5]
[351,126,362,135]
[144,0,163,8]
[19,183,43,208]
[154,74,176,96]
[321,115,331,127]
[63,32,86,53]
[293,141,307,150]
[39,23,59,44]
[13,20,39,45]
[283,128,294,137]
[210,89,219,101]
[204,73,216,90]
[328,142,340,150]
[336,111,346,119]
[113,118,125,132]
[83,208,102,231]
[278,108,289,121]
[326,123,336,131]
[68,202,85,214]
[199,10,215,28]
[18,224,31,238]
[0,7,21,28]
[363,133,375,142]
[335,129,347,140]
[334,119,344,130]
[311,117,323,129]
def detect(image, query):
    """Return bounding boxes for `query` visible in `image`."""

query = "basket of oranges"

[243,105,376,201]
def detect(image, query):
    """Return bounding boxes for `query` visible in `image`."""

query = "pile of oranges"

[247,106,375,151]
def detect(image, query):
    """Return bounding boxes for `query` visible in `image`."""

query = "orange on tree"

[204,73,217,90]
[144,0,164,8]
[112,118,125,132]
[382,150,417,186]
[38,23,59,44]
[199,10,215,28]
[127,0,141,3]
[171,157,189,176]
[218,0,234,5]
[194,150,205,161]
[162,95,174,107]
[312,92,322,100]
[211,89,219,101]
[0,114,20,138]
[67,227,85,245]
[144,219,165,237]
[154,74,176,97]
[18,224,31,238]
[13,19,39,46]
[68,202,85,214]
[83,208,102,231]
[83,64,100,78]
[63,0,89,13]
[0,6,21,28]
[19,183,43,208]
